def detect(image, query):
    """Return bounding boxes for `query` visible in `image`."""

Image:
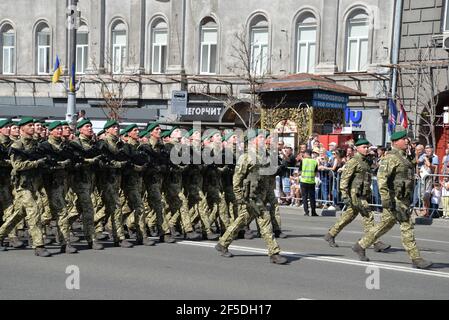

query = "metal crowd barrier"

[275,169,449,219]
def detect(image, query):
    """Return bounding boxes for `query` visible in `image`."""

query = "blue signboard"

[345,107,363,128]
[312,91,349,109]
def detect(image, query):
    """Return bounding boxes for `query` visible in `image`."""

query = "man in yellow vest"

[300,149,318,216]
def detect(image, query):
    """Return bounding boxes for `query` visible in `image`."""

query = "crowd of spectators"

[275,134,449,219]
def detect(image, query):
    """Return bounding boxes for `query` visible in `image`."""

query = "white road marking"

[179,241,449,280]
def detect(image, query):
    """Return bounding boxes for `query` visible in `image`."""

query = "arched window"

[0,24,15,74]
[111,21,127,73]
[346,10,369,72]
[36,22,51,74]
[76,23,88,74]
[200,18,217,74]
[151,19,167,74]
[296,13,317,74]
[250,15,269,76]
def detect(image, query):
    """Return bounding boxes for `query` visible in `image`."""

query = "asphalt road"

[1,206,449,300]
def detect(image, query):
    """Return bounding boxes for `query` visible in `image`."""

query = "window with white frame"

[1,25,15,74]
[151,21,167,74]
[112,22,126,73]
[346,11,369,72]
[296,14,317,73]
[200,20,217,74]
[37,25,51,74]
[76,24,88,74]
[251,26,268,76]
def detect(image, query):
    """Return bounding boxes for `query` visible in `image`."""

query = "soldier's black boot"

[0,239,7,251]
[95,232,108,241]
[274,230,288,239]
[143,237,156,246]
[34,246,52,257]
[159,232,177,243]
[270,254,288,265]
[412,258,433,269]
[324,232,339,248]
[373,241,391,252]
[119,239,134,248]
[206,232,220,241]
[186,231,202,241]
[352,242,369,261]
[9,237,25,249]
[60,243,78,254]
[87,240,104,250]
[215,243,233,257]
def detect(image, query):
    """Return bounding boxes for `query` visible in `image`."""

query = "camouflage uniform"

[218,152,281,257]
[328,153,376,237]
[358,147,421,260]
[70,134,100,244]
[95,134,127,243]
[163,141,198,237]
[122,137,149,243]
[0,133,20,241]
[0,136,45,248]
[142,136,172,238]
[41,136,73,247]
[203,144,230,232]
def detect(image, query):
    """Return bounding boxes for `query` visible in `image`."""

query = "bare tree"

[227,27,271,129]
[89,49,139,120]
[399,45,448,147]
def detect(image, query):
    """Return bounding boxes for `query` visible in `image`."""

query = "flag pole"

[66,0,79,126]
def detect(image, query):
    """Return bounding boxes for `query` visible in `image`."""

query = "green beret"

[0,119,12,128]
[17,117,34,127]
[123,123,138,135]
[355,139,370,146]
[146,122,160,133]
[202,129,220,142]
[390,130,407,142]
[138,129,148,138]
[162,127,177,138]
[76,119,92,129]
[48,121,62,131]
[160,130,170,138]
[97,129,105,136]
[60,121,69,126]
[222,131,236,142]
[104,119,119,130]
[41,122,49,127]
[119,129,126,136]
[246,129,263,141]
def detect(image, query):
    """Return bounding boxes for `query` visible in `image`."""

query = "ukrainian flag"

[69,64,76,92]
[52,55,63,83]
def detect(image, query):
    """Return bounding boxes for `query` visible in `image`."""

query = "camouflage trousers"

[144,182,169,235]
[188,187,213,234]
[0,178,20,239]
[123,177,148,240]
[96,174,125,241]
[71,181,96,242]
[165,185,195,233]
[0,186,45,248]
[359,208,421,260]
[266,190,281,233]
[219,198,281,256]
[223,186,238,224]
[44,182,71,245]
[329,205,375,237]
[93,187,106,233]
[206,189,230,231]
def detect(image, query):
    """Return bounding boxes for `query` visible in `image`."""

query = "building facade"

[0,0,395,144]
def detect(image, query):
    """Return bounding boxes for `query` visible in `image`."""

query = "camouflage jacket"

[233,151,268,201]
[339,152,372,201]
[377,147,414,208]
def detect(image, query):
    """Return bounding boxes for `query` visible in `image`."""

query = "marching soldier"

[70,119,104,250]
[215,130,288,264]
[324,139,390,251]
[0,117,51,256]
[95,119,133,248]
[0,119,24,248]
[352,131,433,269]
